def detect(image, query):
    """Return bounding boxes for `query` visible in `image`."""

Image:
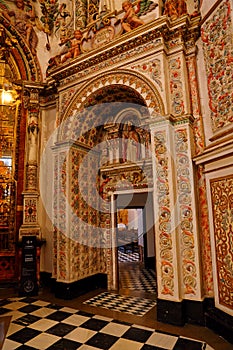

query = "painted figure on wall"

[3,0,39,55]
[163,0,187,20]
[123,122,140,162]
[121,0,144,32]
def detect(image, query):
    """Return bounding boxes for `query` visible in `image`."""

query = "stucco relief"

[201,0,233,131]
[131,59,163,91]
[59,70,165,136]
[154,131,174,296]
[175,128,197,295]
[210,175,233,310]
[197,165,213,296]
[169,57,185,116]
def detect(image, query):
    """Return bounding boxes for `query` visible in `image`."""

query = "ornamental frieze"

[49,16,200,84]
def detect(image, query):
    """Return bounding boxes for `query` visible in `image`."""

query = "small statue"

[164,0,187,20]
[121,0,144,32]
[61,29,83,63]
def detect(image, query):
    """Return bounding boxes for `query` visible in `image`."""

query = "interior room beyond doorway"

[116,192,157,297]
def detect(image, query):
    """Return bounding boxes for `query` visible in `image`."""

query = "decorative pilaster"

[174,117,203,300]
[19,84,44,240]
[151,115,204,324]
[151,116,181,301]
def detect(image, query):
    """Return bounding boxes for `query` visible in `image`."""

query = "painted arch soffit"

[0,16,42,81]
[58,70,165,142]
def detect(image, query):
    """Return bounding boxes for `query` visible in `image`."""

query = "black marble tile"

[0,306,11,315]
[76,310,93,317]
[13,314,40,326]
[86,332,118,349]
[46,310,72,322]
[141,345,167,350]
[20,297,38,304]
[111,319,131,326]
[0,299,12,307]
[122,326,153,343]
[81,318,109,331]
[47,338,82,349]
[18,304,41,314]
[46,303,63,310]
[46,322,76,337]
[17,345,38,350]
[173,337,204,350]
[7,327,40,343]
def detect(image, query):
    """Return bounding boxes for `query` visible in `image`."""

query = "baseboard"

[205,307,233,344]
[144,256,155,270]
[49,273,108,300]
[157,299,185,326]
[157,298,215,327]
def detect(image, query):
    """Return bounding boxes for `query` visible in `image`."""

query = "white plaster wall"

[38,106,57,274]
[200,0,217,16]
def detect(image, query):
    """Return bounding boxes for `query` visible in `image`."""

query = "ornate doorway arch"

[53,70,165,291]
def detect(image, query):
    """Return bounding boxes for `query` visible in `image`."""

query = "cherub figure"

[61,29,83,63]
[3,0,38,55]
[121,0,144,32]
[164,0,187,20]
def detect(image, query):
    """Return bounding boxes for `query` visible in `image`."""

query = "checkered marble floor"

[119,265,157,294]
[84,292,156,316]
[118,250,140,262]
[0,297,214,350]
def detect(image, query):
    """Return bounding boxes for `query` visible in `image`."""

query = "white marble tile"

[2,338,21,350]
[31,300,50,307]
[5,322,24,336]
[28,318,58,331]
[132,323,155,331]
[93,315,113,322]
[109,338,143,350]
[64,327,96,343]
[3,302,27,310]
[59,306,79,313]
[4,310,25,321]
[62,314,90,326]
[146,332,178,349]
[100,322,130,337]
[30,307,57,318]
[26,332,60,349]
[79,345,100,350]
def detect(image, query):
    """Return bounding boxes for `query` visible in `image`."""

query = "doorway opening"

[116,192,157,297]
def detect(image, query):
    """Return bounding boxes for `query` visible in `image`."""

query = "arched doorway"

[53,70,165,299]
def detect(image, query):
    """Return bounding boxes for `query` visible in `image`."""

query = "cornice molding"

[47,15,201,84]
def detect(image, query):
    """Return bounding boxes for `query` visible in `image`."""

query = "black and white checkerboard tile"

[84,292,156,316]
[118,250,139,262]
[119,267,157,293]
[0,297,213,350]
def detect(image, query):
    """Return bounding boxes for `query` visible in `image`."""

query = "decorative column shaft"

[19,84,44,240]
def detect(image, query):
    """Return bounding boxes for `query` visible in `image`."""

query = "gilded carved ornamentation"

[154,131,174,296]
[210,175,233,309]
[175,128,197,295]
[168,57,184,116]
[201,0,233,131]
